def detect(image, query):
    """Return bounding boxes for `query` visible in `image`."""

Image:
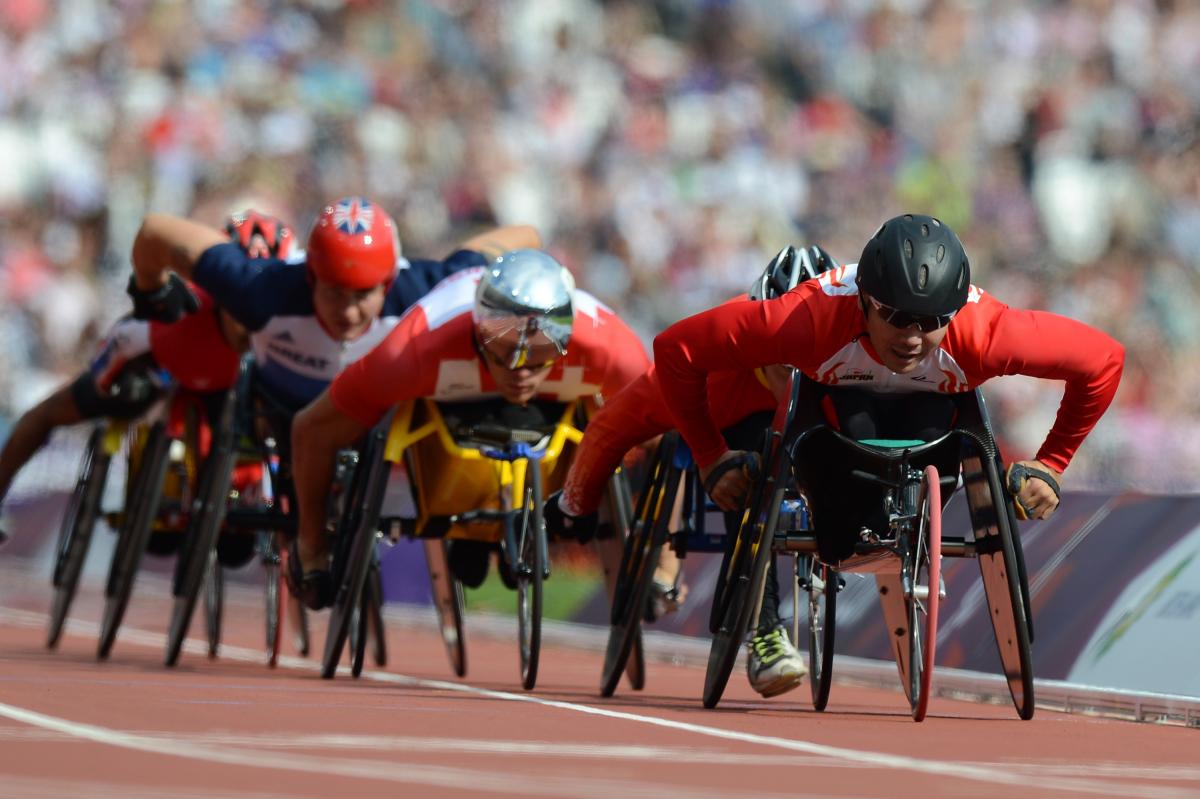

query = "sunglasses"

[478,337,563,371]
[865,295,956,333]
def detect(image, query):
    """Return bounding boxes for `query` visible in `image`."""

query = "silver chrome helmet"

[473,248,576,369]
[748,244,840,301]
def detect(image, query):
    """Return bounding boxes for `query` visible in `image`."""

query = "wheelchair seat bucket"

[439,398,565,448]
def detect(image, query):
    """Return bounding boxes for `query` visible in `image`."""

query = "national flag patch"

[331,198,374,235]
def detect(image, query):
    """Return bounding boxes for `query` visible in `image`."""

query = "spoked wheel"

[906,464,943,722]
[98,421,171,660]
[321,425,389,680]
[204,553,223,659]
[264,533,284,667]
[806,557,838,711]
[425,539,467,677]
[48,426,112,649]
[515,466,546,690]
[164,390,239,668]
[600,434,680,698]
[702,446,787,709]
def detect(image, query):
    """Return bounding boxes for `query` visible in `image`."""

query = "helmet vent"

[936,244,945,263]
[918,264,929,288]
[903,239,913,259]
[920,223,930,237]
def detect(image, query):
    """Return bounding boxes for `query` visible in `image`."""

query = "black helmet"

[749,245,840,301]
[855,214,970,317]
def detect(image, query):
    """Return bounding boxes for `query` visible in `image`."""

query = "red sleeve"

[561,370,671,516]
[652,294,815,468]
[954,297,1125,472]
[598,314,651,400]
[329,309,437,428]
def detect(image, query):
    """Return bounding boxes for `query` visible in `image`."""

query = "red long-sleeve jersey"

[653,263,1125,473]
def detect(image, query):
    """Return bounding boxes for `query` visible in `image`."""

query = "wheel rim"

[909,465,941,722]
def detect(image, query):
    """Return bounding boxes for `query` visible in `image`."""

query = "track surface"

[0,562,1197,799]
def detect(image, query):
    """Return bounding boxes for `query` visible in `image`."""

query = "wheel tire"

[702,447,786,710]
[204,555,223,659]
[367,561,388,668]
[908,464,943,722]
[516,466,545,691]
[164,389,239,668]
[600,435,679,698]
[426,539,467,677]
[321,426,389,680]
[97,421,171,660]
[808,560,838,712]
[47,426,112,649]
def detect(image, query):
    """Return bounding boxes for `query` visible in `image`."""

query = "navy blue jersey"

[193,243,486,409]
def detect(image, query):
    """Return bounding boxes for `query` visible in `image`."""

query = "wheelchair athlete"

[0,212,295,551]
[653,214,1125,557]
[545,245,839,698]
[289,249,650,609]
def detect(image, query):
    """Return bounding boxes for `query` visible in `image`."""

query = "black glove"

[543,490,599,544]
[126,273,200,323]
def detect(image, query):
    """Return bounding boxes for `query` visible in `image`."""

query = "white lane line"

[0,775,298,799]
[2,607,1197,799]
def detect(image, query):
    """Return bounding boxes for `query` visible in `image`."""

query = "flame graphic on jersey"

[818,264,859,296]
[938,368,967,392]
[818,361,848,385]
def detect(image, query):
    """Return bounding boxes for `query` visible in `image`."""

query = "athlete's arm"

[454,225,541,260]
[131,214,226,292]
[291,393,370,569]
[972,304,1125,473]
[653,295,807,470]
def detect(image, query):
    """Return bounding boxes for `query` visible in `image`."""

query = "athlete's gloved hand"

[126,273,200,323]
[543,490,599,543]
[700,450,761,512]
[225,210,295,259]
[1005,460,1062,521]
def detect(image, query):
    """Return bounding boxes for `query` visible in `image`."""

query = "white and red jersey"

[90,285,242,394]
[330,267,651,428]
[653,262,1125,473]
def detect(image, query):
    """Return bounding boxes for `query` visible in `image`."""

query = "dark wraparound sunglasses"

[865,295,956,333]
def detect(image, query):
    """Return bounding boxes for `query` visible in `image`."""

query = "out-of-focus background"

[1,0,1197,495]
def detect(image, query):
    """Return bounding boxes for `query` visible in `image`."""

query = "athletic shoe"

[746,625,807,698]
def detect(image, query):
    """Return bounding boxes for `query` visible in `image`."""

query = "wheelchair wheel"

[349,571,370,678]
[425,539,467,677]
[97,420,171,660]
[368,561,387,667]
[906,464,942,722]
[600,435,680,698]
[702,447,787,709]
[977,456,1035,720]
[204,553,223,659]
[807,558,838,712]
[164,390,239,668]
[321,427,389,680]
[264,534,284,667]
[515,465,545,690]
[48,426,112,649]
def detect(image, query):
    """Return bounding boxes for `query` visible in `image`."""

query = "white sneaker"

[746,625,807,698]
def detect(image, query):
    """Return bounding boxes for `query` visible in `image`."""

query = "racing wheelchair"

[161,362,387,671]
[320,396,638,690]
[603,371,1035,721]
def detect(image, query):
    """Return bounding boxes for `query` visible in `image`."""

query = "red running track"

[0,560,1196,799]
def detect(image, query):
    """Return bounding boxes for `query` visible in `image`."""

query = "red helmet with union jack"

[306,197,401,289]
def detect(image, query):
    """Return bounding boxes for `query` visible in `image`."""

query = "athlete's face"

[312,280,387,341]
[483,357,554,405]
[863,295,950,374]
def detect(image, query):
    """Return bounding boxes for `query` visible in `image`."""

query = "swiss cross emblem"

[331,198,374,234]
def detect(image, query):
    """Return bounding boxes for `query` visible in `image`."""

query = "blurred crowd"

[2,0,1198,491]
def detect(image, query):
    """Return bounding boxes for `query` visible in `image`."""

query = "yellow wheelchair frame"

[321,396,597,690]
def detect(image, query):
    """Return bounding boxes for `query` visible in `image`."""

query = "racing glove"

[543,490,599,544]
[126,273,200,323]
[1005,462,1062,520]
